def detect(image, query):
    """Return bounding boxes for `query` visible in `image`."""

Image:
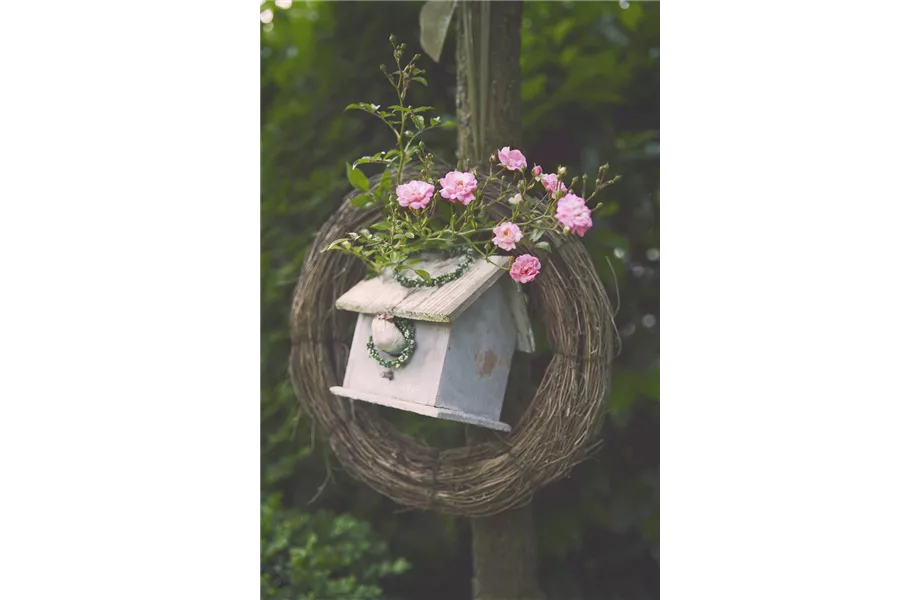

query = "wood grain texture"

[335,254,512,322]
[434,283,516,420]
[503,277,535,353]
[341,314,451,406]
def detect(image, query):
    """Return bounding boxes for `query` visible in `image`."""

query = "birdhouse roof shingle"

[335,253,534,351]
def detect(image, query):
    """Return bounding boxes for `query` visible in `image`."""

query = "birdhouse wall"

[434,283,517,420]
[341,314,452,405]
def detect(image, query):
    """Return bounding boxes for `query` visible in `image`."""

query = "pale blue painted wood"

[434,283,516,421]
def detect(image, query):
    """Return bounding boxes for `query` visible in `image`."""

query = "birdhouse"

[330,253,534,431]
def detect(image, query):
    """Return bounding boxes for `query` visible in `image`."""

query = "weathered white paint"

[338,314,452,406]
[335,254,512,322]
[330,251,535,430]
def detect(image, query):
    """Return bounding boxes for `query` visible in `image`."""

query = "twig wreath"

[289,171,616,517]
[288,38,615,516]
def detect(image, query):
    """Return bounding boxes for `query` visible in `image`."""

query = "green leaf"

[346,162,369,192]
[529,229,545,243]
[436,201,453,224]
[411,115,425,131]
[535,241,552,251]
[413,269,431,281]
[377,169,393,201]
[412,77,428,87]
[349,193,373,208]
[419,0,457,63]
[370,221,391,231]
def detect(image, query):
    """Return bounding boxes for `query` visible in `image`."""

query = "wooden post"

[456,2,546,599]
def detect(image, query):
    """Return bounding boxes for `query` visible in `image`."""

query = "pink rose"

[498,146,527,172]
[532,165,543,177]
[510,254,541,284]
[491,221,523,251]
[396,180,435,210]
[439,171,478,205]
[555,193,593,237]
[541,173,567,197]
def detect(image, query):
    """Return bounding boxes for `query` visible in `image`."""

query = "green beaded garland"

[367,317,416,369]
[394,248,474,289]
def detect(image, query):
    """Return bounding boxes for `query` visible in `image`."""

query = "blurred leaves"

[262,2,658,599]
[261,493,410,599]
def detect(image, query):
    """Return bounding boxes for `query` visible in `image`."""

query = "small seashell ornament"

[371,314,407,355]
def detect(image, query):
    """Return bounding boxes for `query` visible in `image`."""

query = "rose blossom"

[555,193,593,237]
[439,171,478,205]
[510,254,541,284]
[508,193,523,206]
[396,180,435,210]
[540,173,567,197]
[532,165,543,178]
[498,146,527,172]
[492,221,523,251]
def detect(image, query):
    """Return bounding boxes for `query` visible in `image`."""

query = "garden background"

[261,2,659,598]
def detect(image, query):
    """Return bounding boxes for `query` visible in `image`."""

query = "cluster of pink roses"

[393,146,593,284]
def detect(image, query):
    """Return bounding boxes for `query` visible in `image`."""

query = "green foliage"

[329,37,618,280]
[262,2,659,599]
[261,494,410,600]
[419,0,457,63]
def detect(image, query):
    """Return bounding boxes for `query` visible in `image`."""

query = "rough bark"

[468,356,545,600]
[456,0,524,165]
[457,2,544,599]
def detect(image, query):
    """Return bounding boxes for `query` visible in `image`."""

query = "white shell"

[371,315,407,355]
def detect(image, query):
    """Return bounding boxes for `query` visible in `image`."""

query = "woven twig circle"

[289,172,615,517]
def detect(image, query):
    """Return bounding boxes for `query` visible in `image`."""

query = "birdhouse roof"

[335,252,535,352]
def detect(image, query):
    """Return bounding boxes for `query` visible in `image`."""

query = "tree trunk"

[456,3,545,599]
[468,356,544,600]
[456,0,524,165]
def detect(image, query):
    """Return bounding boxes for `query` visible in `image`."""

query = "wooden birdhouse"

[330,253,534,431]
